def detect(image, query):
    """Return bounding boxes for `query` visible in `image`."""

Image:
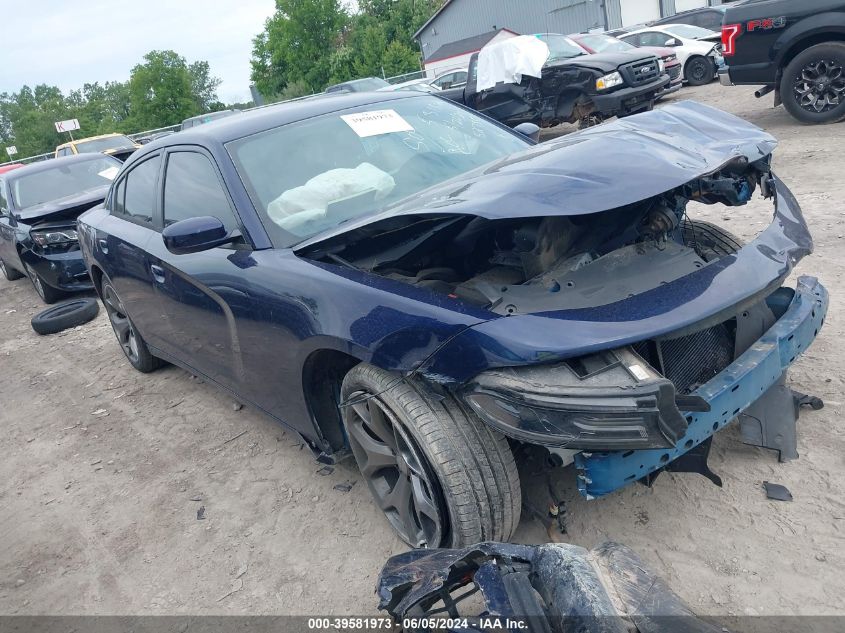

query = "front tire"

[24,263,64,304]
[341,363,521,548]
[0,258,24,281]
[682,219,743,261]
[101,279,162,373]
[781,43,845,125]
[685,56,713,87]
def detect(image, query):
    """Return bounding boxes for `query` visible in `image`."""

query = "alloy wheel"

[794,59,845,114]
[346,393,445,548]
[102,284,141,363]
[0,259,7,277]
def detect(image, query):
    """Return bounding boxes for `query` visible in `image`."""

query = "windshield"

[227,97,528,246]
[10,157,120,209]
[576,34,635,53]
[663,24,717,40]
[535,34,586,62]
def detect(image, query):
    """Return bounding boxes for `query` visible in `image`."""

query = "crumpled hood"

[547,50,655,73]
[297,101,776,250]
[416,174,813,384]
[18,186,109,223]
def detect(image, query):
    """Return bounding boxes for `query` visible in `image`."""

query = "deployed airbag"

[267,162,395,233]
[477,35,550,91]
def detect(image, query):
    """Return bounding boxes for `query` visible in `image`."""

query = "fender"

[773,13,845,64]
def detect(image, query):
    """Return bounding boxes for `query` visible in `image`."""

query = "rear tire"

[0,258,24,281]
[685,55,713,87]
[341,363,521,548]
[101,279,162,373]
[780,43,845,125]
[682,219,744,261]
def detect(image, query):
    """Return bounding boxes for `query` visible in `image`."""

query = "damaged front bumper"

[378,541,726,633]
[574,275,827,498]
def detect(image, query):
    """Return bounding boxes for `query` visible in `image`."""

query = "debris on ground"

[763,481,793,502]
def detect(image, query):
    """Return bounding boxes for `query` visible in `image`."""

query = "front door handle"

[150,264,165,283]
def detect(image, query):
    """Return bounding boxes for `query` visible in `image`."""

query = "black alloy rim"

[346,393,445,548]
[102,284,140,363]
[794,59,845,114]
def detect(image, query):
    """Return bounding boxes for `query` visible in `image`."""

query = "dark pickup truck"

[720,0,845,124]
[439,34,669,128]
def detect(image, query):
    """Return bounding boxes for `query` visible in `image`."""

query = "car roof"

[57,132,129,149]
[3,153,119,179]
[182,109,239,124]
[0,163,24,174]
[130,91,423,160]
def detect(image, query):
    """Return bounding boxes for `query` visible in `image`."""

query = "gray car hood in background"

[297,101,776,249]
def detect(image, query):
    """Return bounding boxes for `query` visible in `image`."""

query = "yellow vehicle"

[55,133,141,162]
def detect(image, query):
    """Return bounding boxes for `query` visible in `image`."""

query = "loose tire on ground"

[682,219,744,261]
[341,363,521,548]
[31,298,99,335]
[781,43,845,125]
[0,258,24,281]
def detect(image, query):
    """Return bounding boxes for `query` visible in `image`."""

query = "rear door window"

[117,155,161,225]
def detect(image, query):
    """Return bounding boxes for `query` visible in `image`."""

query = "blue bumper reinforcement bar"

[575,276,828,499]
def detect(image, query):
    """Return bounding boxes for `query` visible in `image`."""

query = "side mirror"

[162,216,237,255]
[513,122,541,143]
[664,38,679,47]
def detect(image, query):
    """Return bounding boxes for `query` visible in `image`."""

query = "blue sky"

[1,0,278,104]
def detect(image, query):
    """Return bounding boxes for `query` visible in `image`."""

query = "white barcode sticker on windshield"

[628,364,650,381]
[341,109,414,138]
[98,166,119,180]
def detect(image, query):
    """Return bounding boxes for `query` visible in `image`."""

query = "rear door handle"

[150,264,165,283]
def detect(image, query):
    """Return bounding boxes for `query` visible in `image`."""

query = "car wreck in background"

[378,541,728,633]
[438,34,669,127]
[78,92,826,550]
[0,154,121,303]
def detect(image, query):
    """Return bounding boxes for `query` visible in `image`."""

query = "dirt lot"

[1,82,844,617]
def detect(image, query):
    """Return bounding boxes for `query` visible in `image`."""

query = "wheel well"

[779,34,845,70]
[302,349,361,453]
[684,54,705,68]
[89,265,104,298]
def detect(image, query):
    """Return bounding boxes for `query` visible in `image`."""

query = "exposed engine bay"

[304,156,766,316]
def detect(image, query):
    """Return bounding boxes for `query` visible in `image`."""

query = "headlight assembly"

[462,347,708,450]
[31,228,79,247]
[595,71,624,91]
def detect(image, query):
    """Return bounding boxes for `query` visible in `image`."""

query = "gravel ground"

[1,81,844,617]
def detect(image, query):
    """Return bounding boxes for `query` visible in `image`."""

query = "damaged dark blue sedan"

[77,92,827,549]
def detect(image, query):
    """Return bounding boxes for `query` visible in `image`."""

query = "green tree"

[125,50,201,130]
[189,60,223,113]
[251,0,348,97]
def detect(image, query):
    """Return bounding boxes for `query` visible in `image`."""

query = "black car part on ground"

[30,298,99,335]
[720,0,845,124]
[377,541,727,633]
[438,48,668,127]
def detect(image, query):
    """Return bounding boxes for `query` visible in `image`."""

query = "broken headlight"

[31,228,78,247]
[595,71,624,91]
[462,347,698,450]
